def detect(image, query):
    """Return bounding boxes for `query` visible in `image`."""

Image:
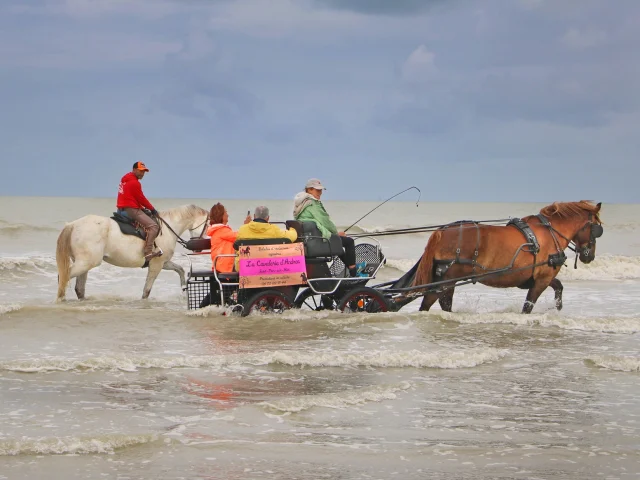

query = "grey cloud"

[374,101,464,136]
[461,64,640,127]
[4,0,231,18]
[373,0,640,134]
[153,28,261,124]
[312,0,452,16]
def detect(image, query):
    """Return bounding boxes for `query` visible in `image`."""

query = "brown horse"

[410,201,603,314]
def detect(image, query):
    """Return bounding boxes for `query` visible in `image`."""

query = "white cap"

[305,178,326,190]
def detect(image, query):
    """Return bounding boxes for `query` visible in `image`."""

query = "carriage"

[184,201,604,316]
[184,220,391,316]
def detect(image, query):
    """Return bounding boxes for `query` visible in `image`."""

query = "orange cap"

[133,161,149,172]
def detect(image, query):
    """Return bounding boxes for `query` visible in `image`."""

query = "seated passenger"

[237,206,298,242]
[235,206,298,271]
[206,203,250,272]
[293,178,363,277]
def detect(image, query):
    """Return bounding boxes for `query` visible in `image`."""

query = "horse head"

[572,206,603,264]
[540,201,603,264]
[184,205,210,238]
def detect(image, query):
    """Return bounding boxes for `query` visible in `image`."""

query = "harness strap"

[507,218,540,254]
[536,214,569,268]
[507,217,541,278]
[452,222,484,279]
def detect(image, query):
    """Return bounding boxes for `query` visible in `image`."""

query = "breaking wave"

[0,348,506,373]
[0,304,22,315]
[0,223,59,235]
[431,311,640,334]
[0,255,57,273]
[384,258,419,274]
[586,355,640,372]
[558,255,640,281]
[261,381,413,413]
[0,433,158,456]
[2,252,639,283]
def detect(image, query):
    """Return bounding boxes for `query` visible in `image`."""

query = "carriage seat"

[188,269,239,283]
[291,221,344,259]
[233,237,292,249]
[185,235,293,253]
[185,237,211,252]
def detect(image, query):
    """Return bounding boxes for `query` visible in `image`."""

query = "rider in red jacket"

[117,162,162,261]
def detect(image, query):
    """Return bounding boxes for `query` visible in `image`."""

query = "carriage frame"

[184,221,389,316]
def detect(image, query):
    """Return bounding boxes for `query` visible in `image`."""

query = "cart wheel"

[294,288,338,312]
[241,289,293,317]
[338,287,389,314]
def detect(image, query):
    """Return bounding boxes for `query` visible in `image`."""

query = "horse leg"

[162,260,186,290]
[522,280,551,314]
[550,277,563,311]
[419,292,441,311]
[142,261,163,299]
[438,287,455,312]
[75,273,88,300]
[62,260,98,301]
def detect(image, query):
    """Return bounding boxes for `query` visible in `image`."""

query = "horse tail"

[413,230,442,288]
[56,223,74,301]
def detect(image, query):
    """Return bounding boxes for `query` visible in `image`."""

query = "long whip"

[344,186,421,233]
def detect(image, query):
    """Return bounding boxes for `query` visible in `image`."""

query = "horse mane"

[160,204,208,221]
[539,201,601,224]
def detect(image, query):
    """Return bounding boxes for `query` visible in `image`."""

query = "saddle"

[111,212,146,240]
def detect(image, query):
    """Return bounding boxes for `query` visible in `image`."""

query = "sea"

[1,196,639,480]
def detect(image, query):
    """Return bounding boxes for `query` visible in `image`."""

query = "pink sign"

[239,256,306,276]
[238,243,308,288]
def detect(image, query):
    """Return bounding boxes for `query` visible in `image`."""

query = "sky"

[0,0,638,202]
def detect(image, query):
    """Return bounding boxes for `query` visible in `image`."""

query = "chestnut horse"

[411,201,603,314]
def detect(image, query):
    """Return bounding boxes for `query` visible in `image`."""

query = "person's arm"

[315,222,333,238]
[219,229,238,243]
[131,180,155,210]
[284,227,298,242]
[313,203,338,236]
[297,202,336,238]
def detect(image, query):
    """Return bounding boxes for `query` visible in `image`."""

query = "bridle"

[191,217,209,239]
[571,215,603,259]
[537,213,603,268]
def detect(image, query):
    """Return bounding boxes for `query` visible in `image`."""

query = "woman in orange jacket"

[206,203,250,272]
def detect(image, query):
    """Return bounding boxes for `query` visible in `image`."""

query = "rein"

[156,214,208,249]
[349,219,513,238]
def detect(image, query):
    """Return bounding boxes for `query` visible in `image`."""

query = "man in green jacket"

[293,178,364,277]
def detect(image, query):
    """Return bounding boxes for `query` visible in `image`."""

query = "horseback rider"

[117,162,162,261]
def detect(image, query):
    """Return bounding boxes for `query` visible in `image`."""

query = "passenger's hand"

[338,231,346,237]
[150,209,158,216]
[244,214,252,224]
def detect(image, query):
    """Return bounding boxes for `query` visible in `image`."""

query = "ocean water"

[1,196,639,479]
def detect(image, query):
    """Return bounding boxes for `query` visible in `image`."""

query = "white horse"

[56,204,208,301]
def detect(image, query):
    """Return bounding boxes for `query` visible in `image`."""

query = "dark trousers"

[123,208,160,255]
[339,235,356,267]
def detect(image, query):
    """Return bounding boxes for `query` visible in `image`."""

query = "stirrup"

[144,249,163,261]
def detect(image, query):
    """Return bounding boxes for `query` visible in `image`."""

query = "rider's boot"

[143,224,162,261]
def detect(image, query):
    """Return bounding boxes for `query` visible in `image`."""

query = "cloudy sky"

[0,0,638,202]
